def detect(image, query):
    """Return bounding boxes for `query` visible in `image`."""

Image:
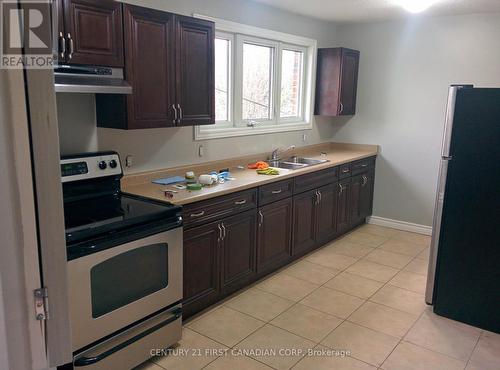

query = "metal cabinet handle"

[318,190,322,203]
[221,223,226,240]
[340,102,344,113]
[217,223,223,243]
[361,175,368,186]
[177,104,183,122]
[271,189,282,194]
[58,32,66,59]
[172,104,178,124]
[338,183,344,195]
[314,190,320,205]
[258,210,264,227]
[67,33,74,59]
[342,168,350,174]
[234,200,247,205]
[190,211,205,218]
[361,164,368,167]
[73,309,182,367]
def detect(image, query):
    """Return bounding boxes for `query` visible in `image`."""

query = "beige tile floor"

[135,224,499,370]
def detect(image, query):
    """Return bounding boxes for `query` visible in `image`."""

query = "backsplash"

[57,93,339,174]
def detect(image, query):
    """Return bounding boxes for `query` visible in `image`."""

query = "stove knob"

[98,161,107,170]
[109,159,118,169]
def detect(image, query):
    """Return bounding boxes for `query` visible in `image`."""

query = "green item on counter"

[257,168,280,176]
[186,183,203,191]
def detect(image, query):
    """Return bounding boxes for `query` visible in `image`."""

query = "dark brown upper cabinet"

[96,4,215,129]
[123,4,176,129]
[175,16,215,126]
[57,0,124,66]
[315,47,360,116]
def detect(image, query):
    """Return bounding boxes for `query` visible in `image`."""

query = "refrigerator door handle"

[441,87,458,158]
[425,158,450,304]
[440,85,473,158]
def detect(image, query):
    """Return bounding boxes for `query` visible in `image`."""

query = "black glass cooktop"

[64,193,181,246]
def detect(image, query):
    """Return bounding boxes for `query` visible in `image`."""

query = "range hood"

[54,65,132,94]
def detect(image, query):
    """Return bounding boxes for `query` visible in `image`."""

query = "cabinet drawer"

[351,157,376,175]
[183,189,257,228]
[294,167,338,194]
[339,163,352,179]
[259,179,293,206]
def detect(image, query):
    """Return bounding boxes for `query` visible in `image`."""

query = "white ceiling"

[250,0,500,23]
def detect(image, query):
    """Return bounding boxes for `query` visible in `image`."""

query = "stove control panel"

[61,152,122,183]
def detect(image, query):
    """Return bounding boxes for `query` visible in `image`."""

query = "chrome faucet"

[271,145,296,161]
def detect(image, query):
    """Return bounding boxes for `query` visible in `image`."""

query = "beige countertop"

[122,142,379,205]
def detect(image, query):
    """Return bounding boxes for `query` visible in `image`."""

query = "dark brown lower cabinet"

[183,221,220,317]
[220,210,257,295]
[350,170,375,227]
[292,189,318,256]
[336,178,352,234]
[316,183,338,244]
[257,198,292,274]
[183,157,376,319]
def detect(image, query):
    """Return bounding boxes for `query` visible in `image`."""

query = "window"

[214,36,231,123]
[242,42,274,121]
[195,15,317,140]
[280,48,304,119]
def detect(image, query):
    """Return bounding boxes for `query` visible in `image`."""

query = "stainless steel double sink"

[267,156,329,170]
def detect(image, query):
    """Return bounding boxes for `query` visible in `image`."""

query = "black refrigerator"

[425,85,500,333]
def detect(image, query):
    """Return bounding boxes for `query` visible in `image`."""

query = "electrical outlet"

[198,145,204,157]
[125,155,133,168]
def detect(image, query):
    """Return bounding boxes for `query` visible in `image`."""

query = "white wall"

[58,0,338,173]
[334,13,500,226]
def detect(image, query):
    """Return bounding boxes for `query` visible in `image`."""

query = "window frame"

[194,14,317,140]
[235,34,279,127]
[214,31,234,127]
[278,44,307,123]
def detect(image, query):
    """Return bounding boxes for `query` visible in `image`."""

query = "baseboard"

[367,216,433,236]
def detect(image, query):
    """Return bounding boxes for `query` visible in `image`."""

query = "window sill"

[194,121,313,140]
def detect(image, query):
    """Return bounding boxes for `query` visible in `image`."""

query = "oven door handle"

[73,309,182,367]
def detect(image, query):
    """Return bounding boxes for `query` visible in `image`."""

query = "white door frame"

[0,1,72,368]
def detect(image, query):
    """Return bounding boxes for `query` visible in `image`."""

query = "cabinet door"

[350,174,363,227]
[336,178,352,234]
[316,183,338,244]
[123,4,175,129]
[63,0,124,66]
[339,48,360,115]
[292,189,318,256]
[359,170,375,220]
[221,210,257,295]
[55,0,65,62]
[183,221,221,317]
[175,15,215,126]
[257,198,292,273]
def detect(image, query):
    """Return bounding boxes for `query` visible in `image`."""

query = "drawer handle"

[342,168,350,173]
[190,211,205,218]
[73,308,182,367]
[271,189,282,194]
[361,164,368,167]
[234,200,247,205]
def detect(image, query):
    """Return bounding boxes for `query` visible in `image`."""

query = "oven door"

[68,226,182,351]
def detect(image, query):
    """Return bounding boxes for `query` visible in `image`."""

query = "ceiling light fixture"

[394,0,439,13]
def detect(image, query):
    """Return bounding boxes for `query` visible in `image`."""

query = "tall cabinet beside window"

[314,47,360,116]
[96,4,215,129]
